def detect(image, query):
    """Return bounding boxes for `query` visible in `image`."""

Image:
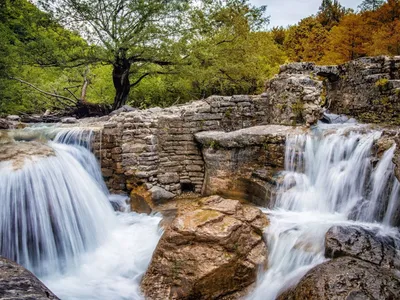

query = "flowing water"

[0,126,162,299]
[249,125,400,299]
[1,124,400,300]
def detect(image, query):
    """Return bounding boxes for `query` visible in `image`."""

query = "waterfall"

[0,126,162,299]
[249,126,400,300]
[0,128,116,276]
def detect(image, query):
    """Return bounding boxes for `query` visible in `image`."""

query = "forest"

[0,0,399,115]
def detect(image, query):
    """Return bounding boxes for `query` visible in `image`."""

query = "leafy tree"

[129,1,285,107]
[284,17,329,63]
[0,0,91,114]
[270,26,286,46]
[317,0,347,29]
[38,0,192,110]
[358,0,385,12]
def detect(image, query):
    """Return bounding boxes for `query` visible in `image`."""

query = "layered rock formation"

[195,125,305,206]
[264,62,325,126]
[141,196,268,299]
[323,56,400,124]
[0,256,59,299]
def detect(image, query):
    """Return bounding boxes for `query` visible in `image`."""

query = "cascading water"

[0,126,162,299]
[249,125,400,300]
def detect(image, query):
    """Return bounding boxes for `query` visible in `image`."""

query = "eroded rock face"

[323,56,400,125]
[325,226,400,270]
[195,125,305,207]
[0,119,12,129]
[0,256,59,299]
[278,257,400,300]
[141,196,269,300]
[264,63,324,126]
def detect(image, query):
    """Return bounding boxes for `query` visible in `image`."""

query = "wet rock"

[0,256,59,299]
[0,141,54,170]
[129,185,153,214]
[278,257,400,300]
[141,196,269,300]
[325,225,400,269]
[61,117,77,124]
[0,118,12,129]
[6,115,20,122]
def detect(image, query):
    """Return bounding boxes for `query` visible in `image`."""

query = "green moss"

[375,78,389,87]
[381,96,390,105]
[276,103,287,111]
[291,100,304,123]
[224,107,232,118]
[195,210,220,222]
[209,140,220,150]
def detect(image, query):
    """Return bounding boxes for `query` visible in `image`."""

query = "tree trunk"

[112,54,131,110]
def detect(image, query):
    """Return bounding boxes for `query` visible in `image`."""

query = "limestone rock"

[141,196,269,300]
[150,186,175,203]
[6,115,20,122]
[195,126,303,206]
[109,105,137,116]
[61,117,77,124]
[0,256,59,299]
[278,257,400,300]
[0,118,12,129]
[325,225,400,269]
[264,64,324,126]
[0,141,54,170]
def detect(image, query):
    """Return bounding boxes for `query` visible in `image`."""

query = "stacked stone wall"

[93,95,271,198]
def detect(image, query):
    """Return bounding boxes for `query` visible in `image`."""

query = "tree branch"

[10,77,78,105]
[130,73,151,87]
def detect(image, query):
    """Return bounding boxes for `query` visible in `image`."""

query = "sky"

[249,0,362,28]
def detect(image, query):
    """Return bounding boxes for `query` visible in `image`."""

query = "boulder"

[0,118,12,129]
[61,117,77,124]
[109,105,137,116]
[150,186,175,203]
[278,257,400,300]
[6,115,20,121]
[325,225,400,269]
[0,256,59,299]
[141,196,269,300]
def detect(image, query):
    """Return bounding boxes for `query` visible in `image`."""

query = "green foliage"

[358,0,385,12]
[0,0,284,113]
[375,78,389,87]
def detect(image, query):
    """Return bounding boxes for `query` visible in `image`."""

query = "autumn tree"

[366,0,400,55]
[322,14,368,64]
[284,17,329,63]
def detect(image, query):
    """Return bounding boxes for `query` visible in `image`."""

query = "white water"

[0,127,162,299]
[249,126,400,300]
